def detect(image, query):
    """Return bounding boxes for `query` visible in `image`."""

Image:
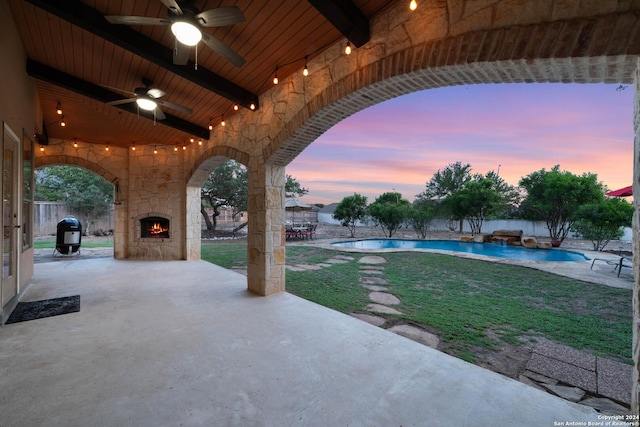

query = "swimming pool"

[330,239,589,262]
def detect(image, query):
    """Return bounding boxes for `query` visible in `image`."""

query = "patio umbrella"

[606,186,632,197]
[285,198,312,224]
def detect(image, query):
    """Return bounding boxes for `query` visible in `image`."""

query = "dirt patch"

[472,343,535,378]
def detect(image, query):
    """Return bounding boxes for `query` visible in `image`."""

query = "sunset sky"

[286,83,634,205]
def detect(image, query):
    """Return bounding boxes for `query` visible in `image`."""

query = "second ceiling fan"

[103,78,193,120]
[105,0,246,68]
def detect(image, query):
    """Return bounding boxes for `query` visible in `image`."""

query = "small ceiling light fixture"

[40,145,45,152]
[56,102,63,115]
[153,146,158,155]
[221,115,226,127]
[303,57,309,76]
[190,137,195,143]
[174,145,179,152]
[273,68,279,85]
[208,118,213,131]
[233,104,239,111]
[409,0,417,11]
[105,144,110,151]
[136,97,157,111]
[345,41,352,55]
[131,143,136,151]
[198,139,203,146]
[182,145,187,151]
[250,103,256,110]
[171,20,202,46]
[73,139,78,148]
[60,116,66,127]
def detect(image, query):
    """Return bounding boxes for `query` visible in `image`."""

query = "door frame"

[2,122,20,311]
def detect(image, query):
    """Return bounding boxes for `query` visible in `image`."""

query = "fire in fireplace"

[140,216,170,238]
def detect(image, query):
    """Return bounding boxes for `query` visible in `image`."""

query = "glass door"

[2,124,19,307]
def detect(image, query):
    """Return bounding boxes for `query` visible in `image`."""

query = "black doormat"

[5,295,80,324]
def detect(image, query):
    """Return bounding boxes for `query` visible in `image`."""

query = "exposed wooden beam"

[25,0,259,110]
[307,0,370,47]
[27,59,210,138]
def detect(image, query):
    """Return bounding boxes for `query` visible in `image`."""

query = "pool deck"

[305,238,634,290]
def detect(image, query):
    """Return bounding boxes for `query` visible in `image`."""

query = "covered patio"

[0,258,599,426]
[3,0,640,417]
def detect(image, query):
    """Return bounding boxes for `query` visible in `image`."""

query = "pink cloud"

[287,83,634,205]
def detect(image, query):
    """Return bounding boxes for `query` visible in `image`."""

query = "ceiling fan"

[105,0,246,68]
[103,78,193,120]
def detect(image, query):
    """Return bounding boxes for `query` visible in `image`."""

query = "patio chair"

[300,224,317,240]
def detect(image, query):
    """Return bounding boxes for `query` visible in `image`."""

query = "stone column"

[246,158,285,296]
[112,178,128,259]
[633,62,640,415]
[185,185,201,260]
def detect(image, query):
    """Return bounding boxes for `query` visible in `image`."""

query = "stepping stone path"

[366,303,403,315]
[355,255,440,349]
[388,324,440,349]
[369,291,400,305]
[287,252,633,415]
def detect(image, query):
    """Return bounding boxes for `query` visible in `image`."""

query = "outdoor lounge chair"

[590,255,632,277]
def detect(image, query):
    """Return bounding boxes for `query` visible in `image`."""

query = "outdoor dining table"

[285,224,314,240]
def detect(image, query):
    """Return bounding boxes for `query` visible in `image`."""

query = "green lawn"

[33,238,113,249]
[205,240,632,364]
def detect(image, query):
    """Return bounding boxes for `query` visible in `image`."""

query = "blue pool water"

[331,239,589,262]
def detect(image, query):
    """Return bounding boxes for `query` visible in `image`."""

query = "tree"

[571,198,634,251]
[442,178,502,235]
[285,175,308,198]
[484,170,521,216]
[333,193,368,237]
[407,198,436,238]
[368,192,410,237]
[200,161,247,231]
[417,162,473,231]
[419,161,472,199]
[35,165,113,234]
[201,163,308,231]
[519,165,604,244]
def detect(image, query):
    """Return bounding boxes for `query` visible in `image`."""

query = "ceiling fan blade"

[99,84,136,97]
[159,0,183,15]
[154,108,166,120]
[147,88,165,99]
[201,33,246,68]
[196,6,245,27]
[173,40,189,65]
[106,98,136,106]
[156,99,193,114]
[105,16,170,26]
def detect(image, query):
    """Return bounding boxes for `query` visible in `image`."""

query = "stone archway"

[213,7,640,302]
[265,14,639,166]
[185,146,253,261]
[35,151,124,255]
[35,154,119,185]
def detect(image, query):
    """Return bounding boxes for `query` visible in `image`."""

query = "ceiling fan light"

[136,98,157,111]
[171,21,202,46]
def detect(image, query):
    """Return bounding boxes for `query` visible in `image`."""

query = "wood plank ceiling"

[7,0,397,148]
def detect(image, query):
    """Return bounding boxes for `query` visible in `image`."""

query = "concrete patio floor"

[0,258,603,426]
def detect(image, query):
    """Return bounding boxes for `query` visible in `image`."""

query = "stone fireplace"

[128,209,180,260]
[140,216,170,239]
